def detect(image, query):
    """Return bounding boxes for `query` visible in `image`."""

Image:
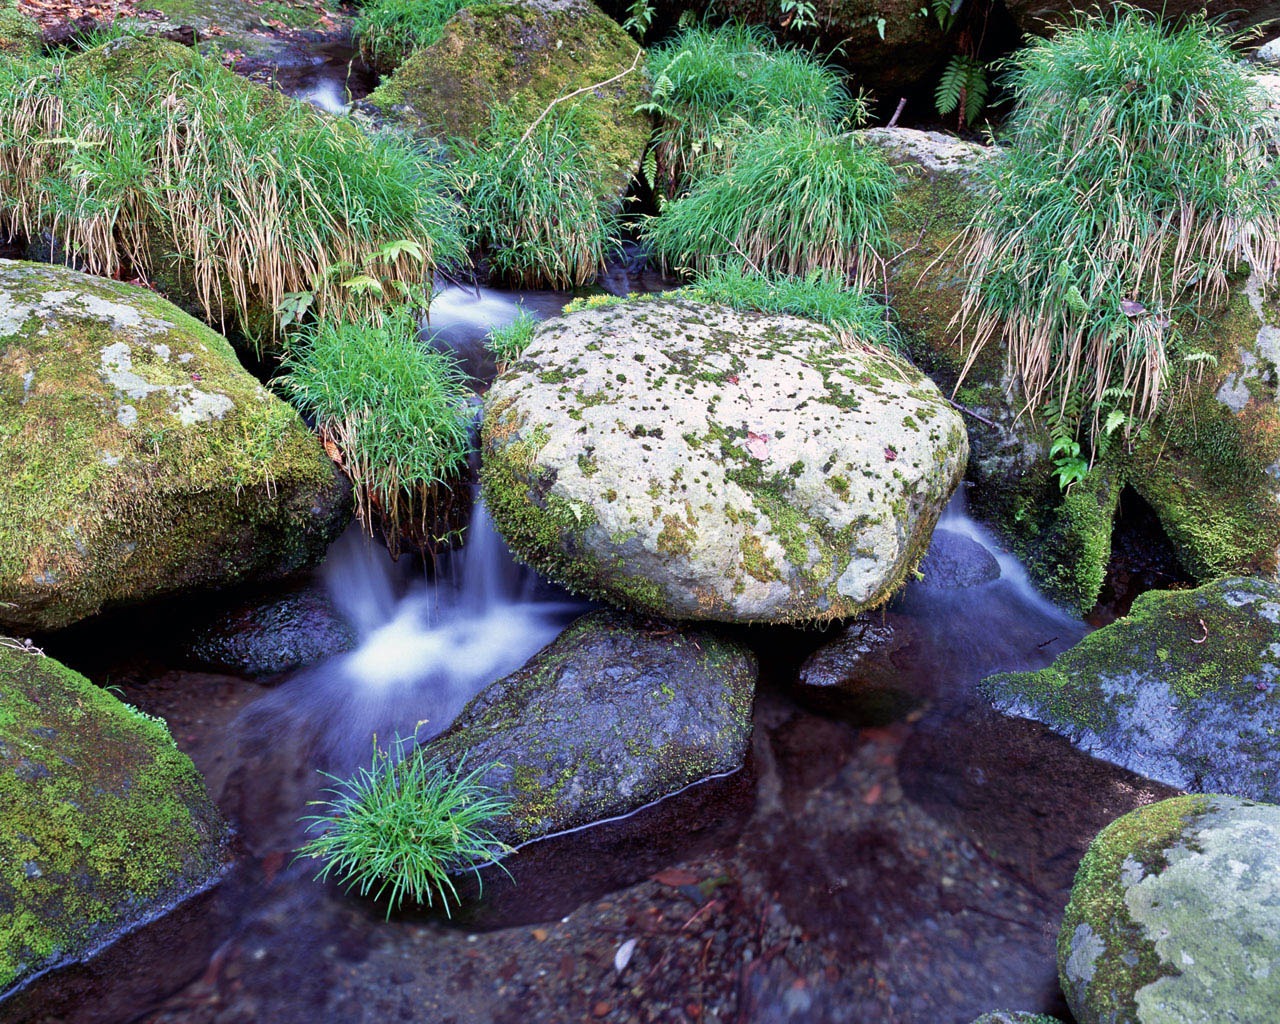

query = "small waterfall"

[234,497,585,774]
[298,80,348,114]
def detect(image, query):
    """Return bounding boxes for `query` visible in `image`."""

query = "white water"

[236,499,584,771]
[297,80,348,114]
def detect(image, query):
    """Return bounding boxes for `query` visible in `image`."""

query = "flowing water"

[28,279,1181,1024]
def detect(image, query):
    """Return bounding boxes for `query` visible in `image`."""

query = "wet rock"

[0,647,232,999]
[792,616,925,724]
[917,528,1000,590]
[363,0,648,203]
[0,260,350,633]
[183,587,357,677]
[1059,794,1280,1024]
[424,609,756,846]
[983,578,1280,800]
[969,1013,1064,1024]
[482,298,968,623]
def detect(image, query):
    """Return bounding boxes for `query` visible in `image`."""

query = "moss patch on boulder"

[366,0,649,201]
[0,260,349,632]
[0,0,40,59]
[982,577,1280,799]
[0,647,230,993]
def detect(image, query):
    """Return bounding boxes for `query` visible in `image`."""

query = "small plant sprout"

[484,311,539,374]
[298,738,513,918]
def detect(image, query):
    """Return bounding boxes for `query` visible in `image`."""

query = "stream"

[30,275,1180,1024]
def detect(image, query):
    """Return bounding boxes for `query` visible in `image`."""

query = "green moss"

[368,0,650,201]
[1058,796,1208,1024]
[0,648,228,990]
[0,0,41,58]
[983,579,1277,733]
[0,263,345,631]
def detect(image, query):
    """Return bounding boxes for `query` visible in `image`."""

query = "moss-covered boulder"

[968,1014,1063,1024]
[0,260,350,633]
[482,298,968,623]
[983,578,1280,799]
[1059,795,1280,1024]
[0,647,231,995]
[365,0,648,201]
[0,0,40,59]
[422,609,756,846]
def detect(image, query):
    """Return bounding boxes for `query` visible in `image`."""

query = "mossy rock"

[0,647,231,995]
[969,1014,1064,1024]
[1059,794,1280,1024]
[481,298,968,623]
[983,577,1280,799]
[0,259,350,633]
[121,0,347,65]
[366,0,649,201]
[0,0,41,59]
[423,609,757,846]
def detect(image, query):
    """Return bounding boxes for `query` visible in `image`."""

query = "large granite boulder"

[0,647,231,996]
[365,0,648,202]
[482,298,969,623]
[0,260,349,632]
[423,610,756,845]
[1059,795,1280,1024]
[983,578,1280,799]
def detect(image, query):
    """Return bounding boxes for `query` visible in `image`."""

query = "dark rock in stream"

[982,577,1280,801]
[917,528,1002,590]
[792,615,928,724]
[423,609,757,847]
[183,586,357,677]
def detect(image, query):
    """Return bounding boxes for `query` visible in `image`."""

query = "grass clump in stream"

[453,108,617,288]
[277,306,474,548]
[644,116,898,288]
[354,0,484,72]
[299,741,512,917]
[485,310,539,373]
[957,6,1280,442]
[0,37,465,351]
[642,22,853,194]
[675,259,900,352]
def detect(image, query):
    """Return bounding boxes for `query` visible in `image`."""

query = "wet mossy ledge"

[480,298,969,624]
[982,577,1280,800]
[0,260,350,633]
[0,647,231,997]
[1058,795,1280,1024]
[0,0,39,58]
[365,0,649,202]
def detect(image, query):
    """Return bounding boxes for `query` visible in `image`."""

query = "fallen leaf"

[531,928,548,942]
[746,430,769,459]
[884,446,897,461]
[652,868,700,887]
[1120,299,1146,317]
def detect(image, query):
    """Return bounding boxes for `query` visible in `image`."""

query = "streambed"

[29,281,1178,1024]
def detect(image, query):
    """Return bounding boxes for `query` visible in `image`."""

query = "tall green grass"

[354,0,484,72]
[642,22,855,193]
[675,260,899,352]
[484,310,538,373]
[277,306,474,547]
[644,117,898,288]
[957,7,1280,440]
[0,38,465,349]
[453,108,617,289]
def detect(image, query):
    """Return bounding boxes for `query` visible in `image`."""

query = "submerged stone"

[916,527,1001,590]
[481,298,968,623]
[793,616,926,725]
[365,0,648,202]
[0,647,231,997]
[1059,794,1280,1024]
[423,609,756,846]
[982,577,1280,800]
[0,260,350,632]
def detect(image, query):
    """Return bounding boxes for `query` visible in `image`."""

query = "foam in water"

[235,499,584,771]
[298,80,348,114]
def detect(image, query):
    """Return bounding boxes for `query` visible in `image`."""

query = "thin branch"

[515,49,643,151]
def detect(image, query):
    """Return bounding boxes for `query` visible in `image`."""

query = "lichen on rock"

[481,298,968,623]
[0,260,350,632]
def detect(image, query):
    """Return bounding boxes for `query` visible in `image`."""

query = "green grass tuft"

[642,22,855,193]
[674,260,900,352]
[276,306,474,545]
[354,0,485,72]
[485,310,539,373]
[643,116,898,288]
[453,107,617,289]
[0,38,466,351]
[298,741,512,917]
[957,6,1280,442]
